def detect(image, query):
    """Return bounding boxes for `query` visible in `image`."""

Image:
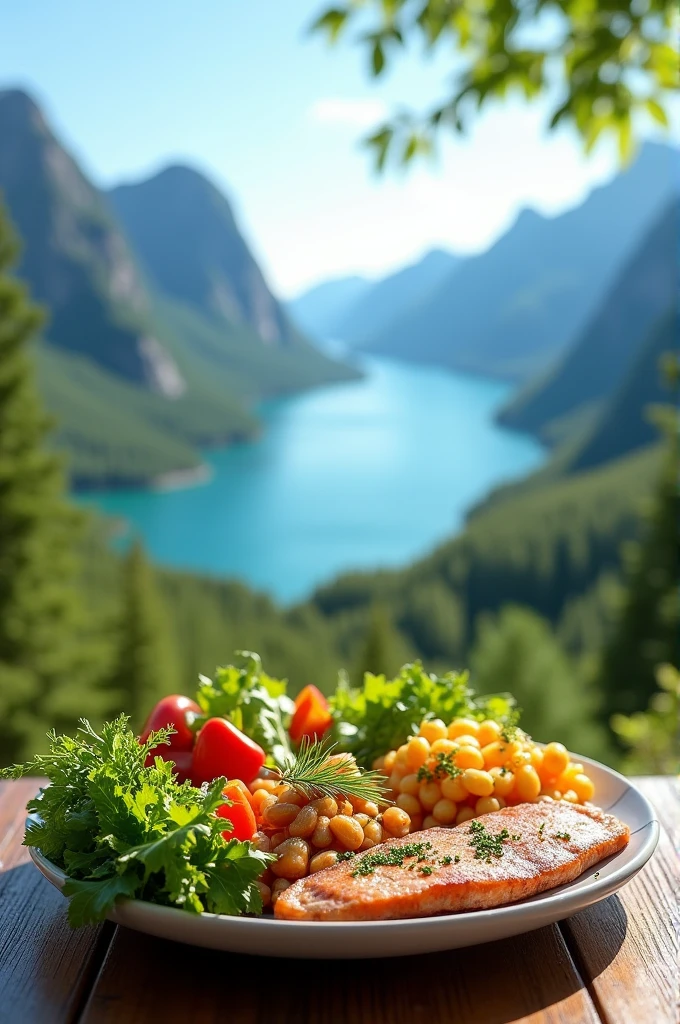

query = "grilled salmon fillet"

[274,801,629,921]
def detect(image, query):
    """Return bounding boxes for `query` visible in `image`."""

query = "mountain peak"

[109,166,292,344]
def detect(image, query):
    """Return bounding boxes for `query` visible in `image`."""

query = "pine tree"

[598,435,679,720]
[470,605,611,761]
[108,540,180,730]
[354,604,411,684]
[0,203,93,764]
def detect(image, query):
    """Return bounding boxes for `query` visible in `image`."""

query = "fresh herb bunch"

[278,738,390,804]
[0,717,271,927]
[330,662,518,768]
[195,651,294,766]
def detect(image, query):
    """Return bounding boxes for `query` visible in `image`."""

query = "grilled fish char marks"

[274,801,629,921]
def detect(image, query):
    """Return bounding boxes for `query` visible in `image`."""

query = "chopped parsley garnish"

[336,851,356,861]
[420,866,434,875]
[351,841,435,877]
[468,820,521,863]
[454,855,460,863]
[440,855,453,866]
[553,831,571,841]
[417,752,462,782]
[538,823,546,841]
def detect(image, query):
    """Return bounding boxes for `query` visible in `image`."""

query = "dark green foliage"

[106,541,180,730]
[0,203,98,762]
[499,201,679,441]
[358,146,676,383]
[354,604,412,684]
[315,445,662,658]
[597,443,679,719]
[0,89,358,488]
[570,307,679,473]
[470,606,610,760]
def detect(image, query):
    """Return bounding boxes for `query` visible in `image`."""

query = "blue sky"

[1,0,672,295]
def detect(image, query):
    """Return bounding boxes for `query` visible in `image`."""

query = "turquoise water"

[77,357,544,603]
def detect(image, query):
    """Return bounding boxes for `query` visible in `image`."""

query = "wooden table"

[0,777,677,1024]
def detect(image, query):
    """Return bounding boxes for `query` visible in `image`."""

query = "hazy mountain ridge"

[109,165,297,346]
[359,143,678,383]
[0,88,356,487]
[498,199,679,442]
[288,248,460,345]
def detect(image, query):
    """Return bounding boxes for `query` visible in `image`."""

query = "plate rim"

[27,750,660,932]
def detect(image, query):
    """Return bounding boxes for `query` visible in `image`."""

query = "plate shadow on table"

[79,901,627,1024]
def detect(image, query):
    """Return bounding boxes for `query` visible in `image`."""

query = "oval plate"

[29,753,658,958]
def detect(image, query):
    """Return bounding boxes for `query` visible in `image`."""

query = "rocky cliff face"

[109,164,296,346]
[0,88,184,395]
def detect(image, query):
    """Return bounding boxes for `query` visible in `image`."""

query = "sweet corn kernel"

[542,742,570,777]
[430,738,458,757]
[419,781,442,810]
[396,792,422,817]
[441,775,468,802]
[432,798,457,825]
[489,766,515,798]
[455,746,485,770]
[422,814,439,829]
[481,741,509,769]
[309,850,339,873]
[399,773,421,796]
[419,719,448,743]
[455,806,476,825]
[383,750,397,772]
[447,718,480,739]
[329,814,364,850]
[515,764,541,802]
[475,796,501,816]
[406,736,431,771]
[462,768,495,798]
[572,773,595,802]
[476,720,501,746]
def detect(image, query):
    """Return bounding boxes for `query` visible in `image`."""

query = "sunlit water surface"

[77,356,544,602]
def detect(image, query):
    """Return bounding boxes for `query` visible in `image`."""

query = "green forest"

[0,198,676,774]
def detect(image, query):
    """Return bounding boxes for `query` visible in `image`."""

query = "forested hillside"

[0,89,356,488]
[498,201,678,442]
[358,143,676,382]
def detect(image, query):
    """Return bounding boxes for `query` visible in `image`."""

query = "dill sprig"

[277,738,391,804]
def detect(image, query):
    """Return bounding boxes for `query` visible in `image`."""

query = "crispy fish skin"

[274,801,629,921]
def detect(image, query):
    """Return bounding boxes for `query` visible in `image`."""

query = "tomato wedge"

[192,717,265,785]
[216,781,258,841]
[289,684,333,744]
[140,694,200,752]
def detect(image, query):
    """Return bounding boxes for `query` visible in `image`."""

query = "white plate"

[29,753,658,958]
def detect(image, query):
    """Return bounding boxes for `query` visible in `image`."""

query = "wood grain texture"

[560,777,679,1024]
[80,922,599,1024]
[0,779,114,1024]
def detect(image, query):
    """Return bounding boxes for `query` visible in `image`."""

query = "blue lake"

[77,357,544,603]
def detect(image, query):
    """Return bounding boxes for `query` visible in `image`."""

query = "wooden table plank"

[0,779,115,1024]
[81,923,600,1024]
[559,777,679,1024]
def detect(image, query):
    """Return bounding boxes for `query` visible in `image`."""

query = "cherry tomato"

[140,694,200,752]
[289,685,333,744]
[192,717,265,785]
[216,781,258,842]
[145,748,194,784]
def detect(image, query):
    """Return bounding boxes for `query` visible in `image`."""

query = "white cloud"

[309,97,388,129]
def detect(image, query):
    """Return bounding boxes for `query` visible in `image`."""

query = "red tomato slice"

[192,718,265,786]
[289,685,333,743]
[216,781,258,841]
[140,694,200,752]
